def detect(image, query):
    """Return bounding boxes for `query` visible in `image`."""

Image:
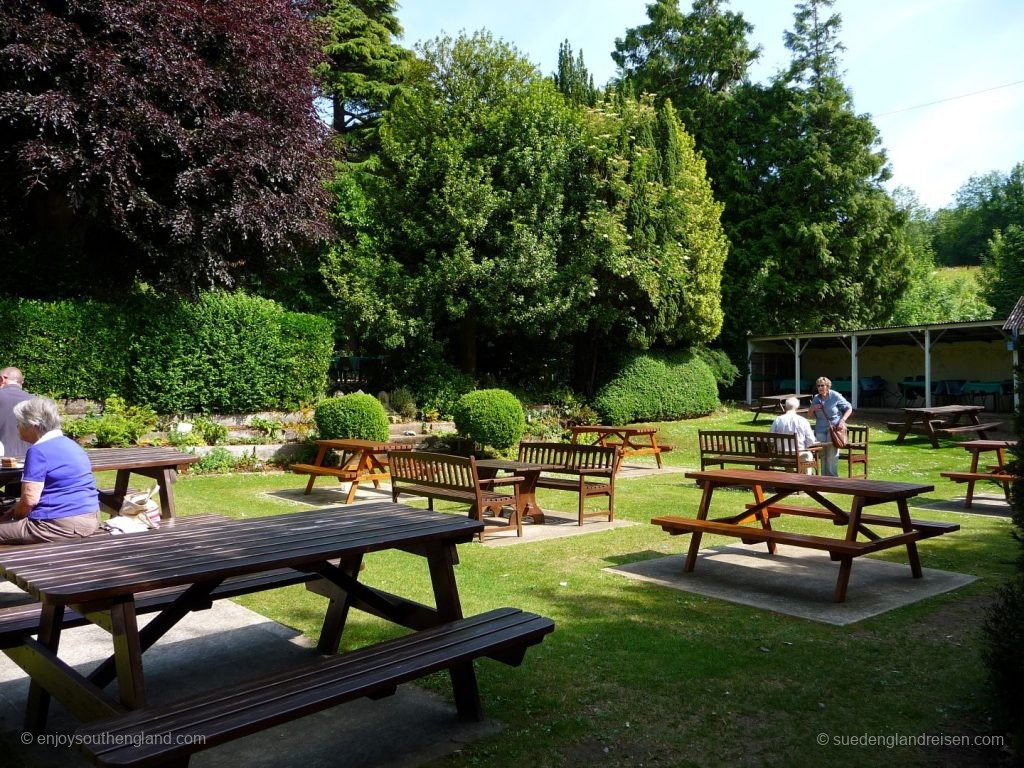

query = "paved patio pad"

[606,543,976,626]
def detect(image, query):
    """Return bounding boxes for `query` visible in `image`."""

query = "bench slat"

[288,464,359,480]
[940,471,1017,483]
[77,608,554,767]
[934,422,1003,436]
[741,503,960,537]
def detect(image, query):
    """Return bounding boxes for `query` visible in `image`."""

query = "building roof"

[749,318,1010,348]
[1003,296,1024,332]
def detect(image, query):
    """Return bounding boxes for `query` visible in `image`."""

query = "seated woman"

[0,397,99,544]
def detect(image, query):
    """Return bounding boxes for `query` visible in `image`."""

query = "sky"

[394,0,1024,211]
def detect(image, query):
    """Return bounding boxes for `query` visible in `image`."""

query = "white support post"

[794,338,801,395]
[924,329,932,407]
[851,335,859,409]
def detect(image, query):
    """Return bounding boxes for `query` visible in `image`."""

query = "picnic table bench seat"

[76,607,555,768]
[516,442,618,525]
[740,502,960,538]
[388,451,522,540]
[288,463,360,480]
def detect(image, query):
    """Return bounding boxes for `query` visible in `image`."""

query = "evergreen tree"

[933,164,1024,266]
[981,225,1024,317]
[554,40,597,106]
[317,0,411,154]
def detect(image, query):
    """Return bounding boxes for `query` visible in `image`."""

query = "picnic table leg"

[317,555,365,653]
[684,482,715,572]
[22,602,65,733]
[304,444,330,494]
[156,468,177,520]
[897,498,923,578]
[751,483,776,555]
[427,541,483,721]
[344,451,369,504]
[650,435,664,469]
[894,414,916,445]
[109,598,147,709]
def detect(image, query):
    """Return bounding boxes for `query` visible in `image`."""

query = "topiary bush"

[314,394,389,441]
[593,350,719,424]
[453,389,526,451]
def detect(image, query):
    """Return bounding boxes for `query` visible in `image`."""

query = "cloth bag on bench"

[103,485,161,534]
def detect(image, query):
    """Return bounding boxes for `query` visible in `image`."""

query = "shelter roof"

[749,318,1009,348]
[1003,296,1024,332]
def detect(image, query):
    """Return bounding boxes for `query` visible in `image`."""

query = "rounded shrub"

[593,350,718,424]
[314,394,389,441]
[453,389,526,451]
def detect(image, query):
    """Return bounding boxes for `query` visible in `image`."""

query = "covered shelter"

[746,316,1020,412]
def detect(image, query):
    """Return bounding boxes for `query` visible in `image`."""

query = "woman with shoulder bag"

[806,376,852,477]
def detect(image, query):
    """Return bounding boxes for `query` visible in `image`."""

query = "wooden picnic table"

[888,404,1002,448]
[569,425,672,468]
[748,393,811,424]
[0,502,487,732]
[940,439,1017,508]
[653,469,956,602]
[475,458,562,525]
[291,438,416,502]
[0,446,199,520]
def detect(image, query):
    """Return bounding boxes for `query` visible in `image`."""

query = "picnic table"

[940,439,1017,508]
[888,404,1003,448]
[475,458,562,524]
[0,446,199,520]
[0,502,551,743]
[569,425,672,468]
[652,469,957,602]
[749,393,811,424]
[291,438,416,502]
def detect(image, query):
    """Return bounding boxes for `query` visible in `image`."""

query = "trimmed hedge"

[593,350,719,424]
[453,389,526,451]
[314,394,390,441]
[1,293,332,412]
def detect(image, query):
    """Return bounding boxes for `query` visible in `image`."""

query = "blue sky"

[395,0,1024,211]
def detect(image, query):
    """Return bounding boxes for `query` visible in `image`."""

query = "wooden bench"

[287,464,359,481]
[698,430,817,474]
[516,442,618,525]
[75,608,555,767]
[940,470,1017,508]
[653,515,875,558]
[388,451,521,541]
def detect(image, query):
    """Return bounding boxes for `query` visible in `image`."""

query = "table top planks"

[0,503,482,604]
[684,469,934,499]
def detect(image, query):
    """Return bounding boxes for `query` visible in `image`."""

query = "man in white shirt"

[769,397,818,474]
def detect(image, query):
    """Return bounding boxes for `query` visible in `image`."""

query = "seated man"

[769,397,818,474]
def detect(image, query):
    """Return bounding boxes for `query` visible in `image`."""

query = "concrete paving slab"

[606,544,976,626]
[0,596,501,768]
[916,493,1011,517]
[481,515,637,547]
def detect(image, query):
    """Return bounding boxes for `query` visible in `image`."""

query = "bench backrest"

[388,451,480,493]
[698,430,798,457]
[517,442,619,474]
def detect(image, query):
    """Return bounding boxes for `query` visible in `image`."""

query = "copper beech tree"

[0,0,333,297]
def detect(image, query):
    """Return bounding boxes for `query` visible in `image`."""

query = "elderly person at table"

[807,376,853,477]
[0,397,99,544]
[769,397,818,474]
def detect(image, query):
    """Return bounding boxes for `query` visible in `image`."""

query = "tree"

[554,40,597,106]
[324,34,727,391]
[981,225,1024,318]
[317,0,411,154]
[933,164,1024,266]
[0,0,332,298]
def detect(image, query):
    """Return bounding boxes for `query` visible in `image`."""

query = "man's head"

[0,367,24,388]
[783,397,800,412]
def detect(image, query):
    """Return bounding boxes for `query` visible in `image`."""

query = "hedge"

[453,389,526,450]
[593,350,719,424]
[314,394,390,441]
[1,292,332,413]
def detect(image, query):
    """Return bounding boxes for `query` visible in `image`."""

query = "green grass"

[19,407,1022,766]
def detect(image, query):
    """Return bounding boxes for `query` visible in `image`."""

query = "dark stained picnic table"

[889,404,1002,448]
[0,502,485,731]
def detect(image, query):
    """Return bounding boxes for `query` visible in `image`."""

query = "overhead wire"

[873,78,1024,117]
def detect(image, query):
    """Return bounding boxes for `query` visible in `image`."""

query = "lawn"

[9,406,1020,767]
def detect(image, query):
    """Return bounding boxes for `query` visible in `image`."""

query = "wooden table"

[0,502,484,731]
[569,425,670,468]
[475,458,562,524]
[653,469,955,602]
[942,439,1017,507]
[0,447,199,519]
[294,438,416,502]
[749,393,811,424]
[889,405,1001,448]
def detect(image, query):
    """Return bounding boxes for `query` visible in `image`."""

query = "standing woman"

[807,376,853,477]
[0,397,99,544]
